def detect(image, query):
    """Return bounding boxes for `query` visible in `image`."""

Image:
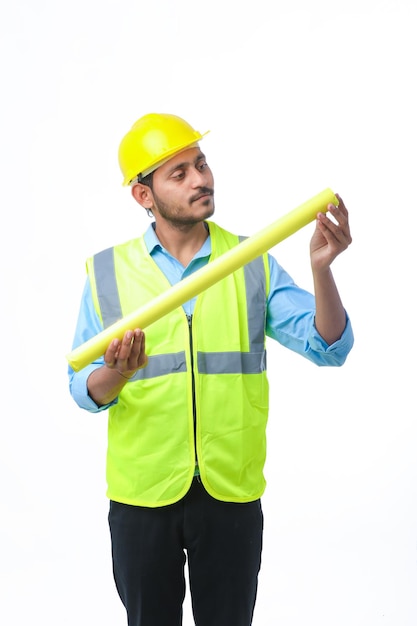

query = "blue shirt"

[69,223,354,411]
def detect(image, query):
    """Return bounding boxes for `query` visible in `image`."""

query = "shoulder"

[89,235,145,261]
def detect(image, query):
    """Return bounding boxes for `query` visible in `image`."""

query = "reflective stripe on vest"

[93,238,266,378]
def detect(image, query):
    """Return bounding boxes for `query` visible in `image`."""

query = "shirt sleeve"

[266,254,354,366]
[68,279,117,412]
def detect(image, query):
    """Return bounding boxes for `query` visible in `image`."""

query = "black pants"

[108,477,263,626]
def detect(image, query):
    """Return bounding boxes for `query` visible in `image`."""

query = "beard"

[152,187,215,228]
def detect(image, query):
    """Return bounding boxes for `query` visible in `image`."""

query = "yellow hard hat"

[118,113,209,186]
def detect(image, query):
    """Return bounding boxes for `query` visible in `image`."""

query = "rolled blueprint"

[67,188,338,371]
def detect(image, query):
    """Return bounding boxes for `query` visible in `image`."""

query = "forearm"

[87,365,132,407]
[312,267,347,345]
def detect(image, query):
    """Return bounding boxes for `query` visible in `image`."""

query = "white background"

[1,0,416,624]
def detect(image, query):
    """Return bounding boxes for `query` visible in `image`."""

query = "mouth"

[190,189,214,203]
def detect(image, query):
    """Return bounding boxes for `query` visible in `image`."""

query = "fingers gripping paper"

[67,188,338,371]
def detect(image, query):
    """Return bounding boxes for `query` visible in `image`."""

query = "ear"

[131,183,154,209]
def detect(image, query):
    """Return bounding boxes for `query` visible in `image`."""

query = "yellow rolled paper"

[67,188,338,371]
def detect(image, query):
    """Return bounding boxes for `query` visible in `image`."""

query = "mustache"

[189,187,214,203]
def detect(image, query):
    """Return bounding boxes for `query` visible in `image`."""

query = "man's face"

[150,147,215,227]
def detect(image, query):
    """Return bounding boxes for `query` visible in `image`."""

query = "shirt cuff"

[70,364,117,412]
[309,314,354,353]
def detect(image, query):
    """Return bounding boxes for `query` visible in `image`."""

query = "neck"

[154,220,209,267]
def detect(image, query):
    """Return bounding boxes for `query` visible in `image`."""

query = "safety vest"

[87,222,270,507]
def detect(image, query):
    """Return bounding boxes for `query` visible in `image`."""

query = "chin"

[203,209,215,222]
[203,200,215,217]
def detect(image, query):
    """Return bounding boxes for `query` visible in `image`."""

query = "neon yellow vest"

[87,222,270,507]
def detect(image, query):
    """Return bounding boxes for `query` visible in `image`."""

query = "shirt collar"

[143,222,212,259]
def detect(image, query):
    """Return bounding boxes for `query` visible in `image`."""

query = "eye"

[197,160,208,171]
[171,169,185,180]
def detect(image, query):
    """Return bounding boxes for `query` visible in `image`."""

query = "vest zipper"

[187,314,198,468]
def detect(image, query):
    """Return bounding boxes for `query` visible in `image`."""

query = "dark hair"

[136,171,154,190]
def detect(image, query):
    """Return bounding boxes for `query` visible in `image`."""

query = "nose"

[190,165,212,188]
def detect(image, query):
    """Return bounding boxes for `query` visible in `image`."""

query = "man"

[69,112,354,626]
